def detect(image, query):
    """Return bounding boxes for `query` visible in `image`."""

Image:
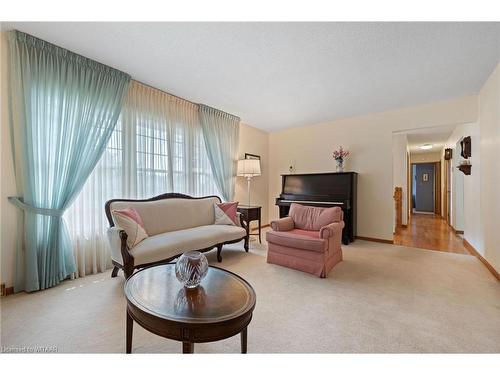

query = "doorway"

[412,163,435,213]
[392,124,469,255]
[410,162,441,215]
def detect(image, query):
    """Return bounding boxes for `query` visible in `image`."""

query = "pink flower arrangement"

[332,146,350,161]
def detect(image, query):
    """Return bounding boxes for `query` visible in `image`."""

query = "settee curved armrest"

[271,217,295,232]
[107,227,133,266]
[319,221,345,239]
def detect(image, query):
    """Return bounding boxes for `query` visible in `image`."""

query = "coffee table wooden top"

[125,264,256,325]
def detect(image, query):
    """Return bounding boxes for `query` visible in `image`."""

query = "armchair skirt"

[266,235,343,278]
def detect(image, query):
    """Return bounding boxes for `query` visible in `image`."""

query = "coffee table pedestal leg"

[126,309,133,354]
[183,342,194,353]
[241,326,247,354]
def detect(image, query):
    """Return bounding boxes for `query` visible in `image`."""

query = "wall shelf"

[457,164,472,175]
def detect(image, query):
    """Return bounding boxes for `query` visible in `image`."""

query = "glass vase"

[336,159,344,172]
[175,251,209,288]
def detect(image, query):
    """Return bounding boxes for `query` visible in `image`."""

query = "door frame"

[434,161,441,216]
[444,158,451,223]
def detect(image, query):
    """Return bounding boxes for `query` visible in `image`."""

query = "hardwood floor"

[393,213,470,255]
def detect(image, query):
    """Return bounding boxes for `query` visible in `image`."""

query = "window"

[64,92,220,277]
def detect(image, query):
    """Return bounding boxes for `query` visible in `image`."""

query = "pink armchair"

[266,203,345,278]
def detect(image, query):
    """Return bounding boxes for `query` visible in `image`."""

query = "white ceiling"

[2,22,499,132]
[402,124,458,154]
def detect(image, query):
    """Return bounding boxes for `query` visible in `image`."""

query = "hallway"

[394,214,470,255]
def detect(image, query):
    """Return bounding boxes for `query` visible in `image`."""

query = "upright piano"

[275,172,357,245]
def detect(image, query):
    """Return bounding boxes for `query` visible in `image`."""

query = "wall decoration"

[457,161,472,176]
[460,136,471,159]
[245,153,260,160]
[444,148,453,160]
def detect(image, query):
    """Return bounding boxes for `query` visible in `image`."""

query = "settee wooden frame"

[105,193,249,278]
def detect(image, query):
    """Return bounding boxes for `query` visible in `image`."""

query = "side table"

[237,205,262,244]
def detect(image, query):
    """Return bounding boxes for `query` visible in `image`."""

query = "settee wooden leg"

[111,266,120,278]
[217,244,223,262]
[244,236,249,252]
[124,265,134,279]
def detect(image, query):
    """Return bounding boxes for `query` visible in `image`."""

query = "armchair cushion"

[266,230,327,253]
[270,217,294,232]
[289,203,343,231]
[288,229,319,238]
[131,225,246,266]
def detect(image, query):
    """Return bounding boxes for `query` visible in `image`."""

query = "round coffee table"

[124,264,256,353]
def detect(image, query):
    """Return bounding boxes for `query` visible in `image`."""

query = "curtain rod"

[132,79,240,120]
[12,29,131,79]
[11,29,239,120]
[132,79,198,106]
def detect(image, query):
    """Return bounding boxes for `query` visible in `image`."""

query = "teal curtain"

[199,104,240,201]
[7,30,131,292]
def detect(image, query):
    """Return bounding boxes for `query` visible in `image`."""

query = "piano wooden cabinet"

[275,172,357,245]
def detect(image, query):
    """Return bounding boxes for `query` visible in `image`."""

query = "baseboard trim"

[2,286,14,297]
[249,223,270,233]
[356,236,394,244]
[413,211,434,215]
[449,225,464,235]
[463,239,500,281]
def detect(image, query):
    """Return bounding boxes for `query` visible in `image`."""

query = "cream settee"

[106,193,248,278]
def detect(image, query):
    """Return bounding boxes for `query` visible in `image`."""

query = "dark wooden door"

[414,163,435,213]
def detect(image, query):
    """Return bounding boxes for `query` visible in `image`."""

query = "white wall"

[392,133,408,227]
[410,151,442,163]
[441,124,484,256]
[479,63,500,270]
[268,96,478,241]
[452,138,465,232]
[442,134,467,232]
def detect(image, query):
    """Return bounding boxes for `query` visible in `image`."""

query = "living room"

[1,1,499,373]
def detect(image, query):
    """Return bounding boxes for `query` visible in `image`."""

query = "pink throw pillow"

[214,202,239,226]
[112,208,148,248]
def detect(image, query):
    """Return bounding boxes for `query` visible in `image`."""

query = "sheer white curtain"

[64,81,219,277]
[122,81,219,198]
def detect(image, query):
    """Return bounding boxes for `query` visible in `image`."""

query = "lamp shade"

[237,159,261,177]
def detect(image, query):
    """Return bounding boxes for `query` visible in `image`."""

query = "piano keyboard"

[280,200,344,205]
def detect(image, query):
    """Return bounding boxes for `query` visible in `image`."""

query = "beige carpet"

[1,233,499,353]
